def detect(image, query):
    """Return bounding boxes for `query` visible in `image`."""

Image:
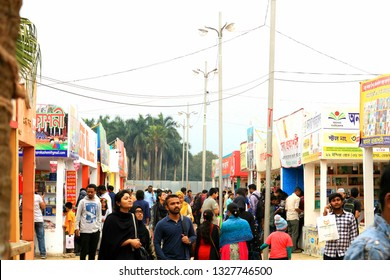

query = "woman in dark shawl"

[98,189,142,260]
[131,205,155,260]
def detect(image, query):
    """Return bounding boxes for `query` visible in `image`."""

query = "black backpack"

[344,197,355,214]
[252,193,265,222]
[191,195,202,213]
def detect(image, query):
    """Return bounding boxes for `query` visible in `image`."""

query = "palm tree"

[16,17,41,109]
[0,1,30,259]
[130,115,148,180]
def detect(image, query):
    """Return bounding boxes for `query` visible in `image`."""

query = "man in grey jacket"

[75,184,102,260]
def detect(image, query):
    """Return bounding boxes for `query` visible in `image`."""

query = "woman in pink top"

[259,214,293,260]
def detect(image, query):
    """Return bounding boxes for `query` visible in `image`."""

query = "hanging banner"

[240,141,248,171]
[360,74,390,147]
[302,112,322,164]
[274,108,304,167]
[66,170,77,206]
[97,123,110,172]
[116,138,126,177]
[67,105,80,160]
[246,127,255,171]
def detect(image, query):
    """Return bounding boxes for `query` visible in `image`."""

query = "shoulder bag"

[132,213,149,260]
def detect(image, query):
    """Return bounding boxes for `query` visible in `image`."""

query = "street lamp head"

[224,22,235,32]
[198,28,208,36]
[192,69,200,75]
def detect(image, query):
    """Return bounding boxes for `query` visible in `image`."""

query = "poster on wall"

[36,104,68,157]
[360,74,390,146]
[274,108,304,167]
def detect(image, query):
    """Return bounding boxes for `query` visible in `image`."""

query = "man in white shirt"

[144,185,156,210]
[285,187,303,253]
[34,192,46,259]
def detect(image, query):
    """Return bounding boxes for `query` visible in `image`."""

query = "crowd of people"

[57,165,390,260]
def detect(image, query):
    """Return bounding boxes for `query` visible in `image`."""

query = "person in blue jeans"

[34,193,46,259]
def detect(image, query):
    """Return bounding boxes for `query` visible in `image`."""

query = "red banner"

[66,170,77,206]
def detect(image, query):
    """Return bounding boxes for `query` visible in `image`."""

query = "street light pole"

[199,12,234,217]
[178,105,197,190]
[186,105,190,188]
[179,119,185,188]
[193,62,217,190]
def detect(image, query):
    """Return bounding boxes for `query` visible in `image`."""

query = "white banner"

[274,109,304,168]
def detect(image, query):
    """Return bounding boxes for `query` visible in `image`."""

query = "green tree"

[190,151,218,181]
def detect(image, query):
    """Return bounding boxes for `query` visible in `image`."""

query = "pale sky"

[20,0,390,155]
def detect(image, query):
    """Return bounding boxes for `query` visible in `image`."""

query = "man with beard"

[153,194,196,260]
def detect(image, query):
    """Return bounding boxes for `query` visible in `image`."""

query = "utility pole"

[193,62,217,190]
[263,0,276,260]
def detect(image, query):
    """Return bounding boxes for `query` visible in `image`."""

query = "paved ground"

[34,252,321,261]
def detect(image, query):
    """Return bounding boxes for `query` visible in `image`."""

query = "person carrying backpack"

[248,184,264,236]
[343,187,362,232]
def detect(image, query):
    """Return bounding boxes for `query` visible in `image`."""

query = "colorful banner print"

[35,104,68,157]
[360,74,390,147]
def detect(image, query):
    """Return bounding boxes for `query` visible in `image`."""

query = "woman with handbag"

[98,189,142,260]
[194,209,220,260]
[131,205,155,260]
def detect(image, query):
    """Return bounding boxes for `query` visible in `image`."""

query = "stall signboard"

[221,151,247,179]
[212,151,248,179]
[274,108,304,168]
[35,104,68,157]
[360,74,390,147]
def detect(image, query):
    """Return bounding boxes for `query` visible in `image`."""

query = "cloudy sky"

[20,0,390,155]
